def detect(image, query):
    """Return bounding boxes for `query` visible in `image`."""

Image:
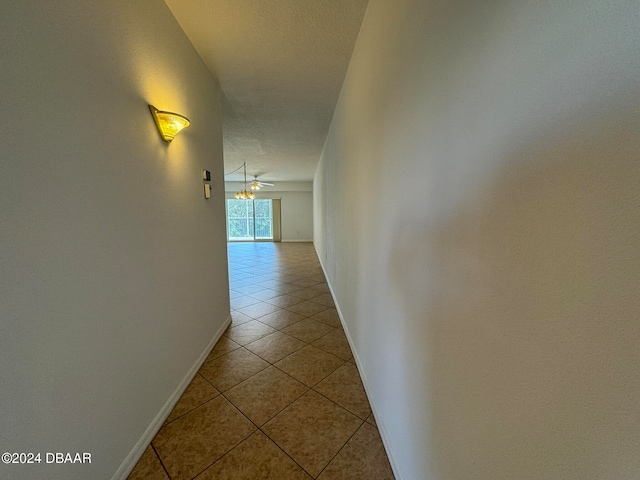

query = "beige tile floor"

[128,242,394,480]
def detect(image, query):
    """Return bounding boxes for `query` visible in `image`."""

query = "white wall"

[315,1,640,479]
[0,1,229,479]
[226,182,313,241]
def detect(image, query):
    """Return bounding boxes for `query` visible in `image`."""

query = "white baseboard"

[112,314,232,480]
[315,252,402,480]
[281,239,313,243]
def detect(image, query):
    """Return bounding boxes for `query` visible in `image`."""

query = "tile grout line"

[310,386,372,423]
[150,443,172,480]
[185,396,259,479]
[216,386,317,479]
[257,424,317,479]
[314,419,367,479]
[158,394,220,429]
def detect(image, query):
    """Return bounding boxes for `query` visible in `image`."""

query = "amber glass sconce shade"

[149,105,190,143]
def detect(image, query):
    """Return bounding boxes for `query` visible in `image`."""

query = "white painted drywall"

[315,1,640,479]
[0,1,229,479]
[225,182,313,241]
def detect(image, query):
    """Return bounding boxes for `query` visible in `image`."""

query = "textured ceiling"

[164,0,369,182]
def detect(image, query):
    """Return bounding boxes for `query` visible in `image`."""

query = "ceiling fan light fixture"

[250,176,274,190]
[234,189,255,200]
[235,163,256,200]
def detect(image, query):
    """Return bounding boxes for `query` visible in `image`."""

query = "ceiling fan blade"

[251,175,275,188]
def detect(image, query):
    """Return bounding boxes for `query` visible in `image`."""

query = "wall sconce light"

[149,105,190,143]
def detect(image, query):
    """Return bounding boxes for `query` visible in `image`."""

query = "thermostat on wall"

[202,169,211,181]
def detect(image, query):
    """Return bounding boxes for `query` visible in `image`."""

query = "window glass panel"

[226,199,272,241]
[254,200,272,239]
[227,199,254,240]
[227,200,248,218]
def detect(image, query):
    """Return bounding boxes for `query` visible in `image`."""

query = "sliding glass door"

[253,199,273,239]
[227,199,273,241]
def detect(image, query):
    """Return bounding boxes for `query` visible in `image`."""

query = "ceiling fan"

[250,176,274,191]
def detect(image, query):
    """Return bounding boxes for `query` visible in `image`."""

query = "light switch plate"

[204,183,211,199]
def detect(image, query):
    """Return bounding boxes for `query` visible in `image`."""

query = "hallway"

[128,242,394,479]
